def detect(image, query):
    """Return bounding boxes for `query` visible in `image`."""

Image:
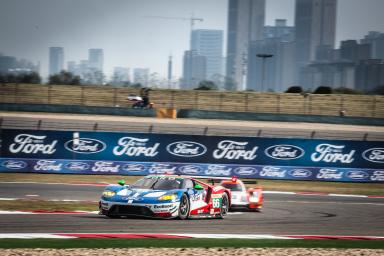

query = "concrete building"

[133,68,149,87]
[226,0,265,91]
[191,29,224,82]
[247,39,295,92]
[49,47,64,75]
[340,40,371,62]
[295,0,337,88]
[361,31,384,60]
[88,49,103,72]
[301,61,356,91]
[355,59,384,92]
[263,19,295,42]
[182,50,207,89]
[112,67,130,86]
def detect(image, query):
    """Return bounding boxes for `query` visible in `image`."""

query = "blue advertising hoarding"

[0,129,383,182]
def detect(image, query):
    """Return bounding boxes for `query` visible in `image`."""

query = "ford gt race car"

[219,177,263,211]
[99,175,231,219]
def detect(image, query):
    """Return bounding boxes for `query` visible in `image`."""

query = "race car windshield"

[221,183,243,191]
[131,177,182,190]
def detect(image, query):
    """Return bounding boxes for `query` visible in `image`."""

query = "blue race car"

[99,175,231,219]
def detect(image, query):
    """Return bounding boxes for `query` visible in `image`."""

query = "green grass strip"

[0,238,383,249]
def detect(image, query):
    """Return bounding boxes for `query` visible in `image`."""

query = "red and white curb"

[0,233,383,240]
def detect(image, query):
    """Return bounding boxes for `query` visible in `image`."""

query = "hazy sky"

[1,0,384,80]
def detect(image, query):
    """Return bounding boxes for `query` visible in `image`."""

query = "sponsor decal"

[1,160,28,170]
[213,140,258,160]
[288,169,312,178]
[233,166,258,176]
[265,145,304,160]
[122,164,146,172]
[204,165,231,176]
[346,170,369,180]
[370,171,384,181]
[9,134,57,155]
[316,168,343,180]
[148,163,176,174]
[33,160,62,171]
[154,204,174,209]
[113,137,159,157]
[260,166,286,178]
[64,138,106,154]
[311,144,355,163]
[92,161,120,173]
[362,148,384,163]
[166,141,207,157]
[178,165,202,175]
[64,162,90,171]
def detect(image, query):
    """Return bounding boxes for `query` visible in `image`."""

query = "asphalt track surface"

[0,183,383,236]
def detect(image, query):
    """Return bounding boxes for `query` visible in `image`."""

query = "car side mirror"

[118,180,125,186]
[194,184,204,190]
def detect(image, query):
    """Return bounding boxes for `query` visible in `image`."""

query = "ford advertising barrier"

[0,129,383,183]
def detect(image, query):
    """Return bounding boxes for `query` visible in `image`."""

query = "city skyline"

[1,0,384,81]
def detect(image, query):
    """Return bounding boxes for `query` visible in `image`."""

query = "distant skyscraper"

[168,55,173,88]
[88,49,103,72]
[182,50,207,89]
[112,67,130,86]
[49,47,64,75]
[226,0,265,91]
[295,0,337,87]
[191,29,224,82]
[133,68,149,86]
[263,19,295,42]
[361,31,384,60]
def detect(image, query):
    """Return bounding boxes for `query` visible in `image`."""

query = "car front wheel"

[178,194,190,220]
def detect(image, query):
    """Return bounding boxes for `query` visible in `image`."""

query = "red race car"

[219,177,263,211]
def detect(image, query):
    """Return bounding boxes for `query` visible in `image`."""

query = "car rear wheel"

[178,194,190,220]
[217,193,229,219]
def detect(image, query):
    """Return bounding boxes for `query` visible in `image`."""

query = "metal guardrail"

[0,116,383,141]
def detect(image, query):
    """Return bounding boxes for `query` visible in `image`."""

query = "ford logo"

[65,138,106,154]
[234,167,258,176]
[288,169,312,178]
[122,164,146,172]
[2,160,27,169]
[178,165,202,175]
[265,145,305,160]
[346,171,369,180]
[65,162,90,171]
[166,141,207,157]
[362,148,384,163]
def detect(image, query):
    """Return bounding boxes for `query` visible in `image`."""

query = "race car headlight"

[159,194,177,201]
[102,190,116,197]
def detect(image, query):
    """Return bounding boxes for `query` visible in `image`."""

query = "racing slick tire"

[217,193,229,219]
[178,194,190,220]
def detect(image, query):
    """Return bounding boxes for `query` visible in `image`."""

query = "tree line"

[1,71,383,95]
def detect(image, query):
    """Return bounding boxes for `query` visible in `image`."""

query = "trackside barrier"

[0,129,383,183]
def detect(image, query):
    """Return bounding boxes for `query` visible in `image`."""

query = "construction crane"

[145,15,204,49]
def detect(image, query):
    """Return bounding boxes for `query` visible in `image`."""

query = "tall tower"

[168,55,173,88]
[191,29,224,81]
[226,0,265,91]
[49,47,64,75]
[88,49,104,72]
[295,0,337,86]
